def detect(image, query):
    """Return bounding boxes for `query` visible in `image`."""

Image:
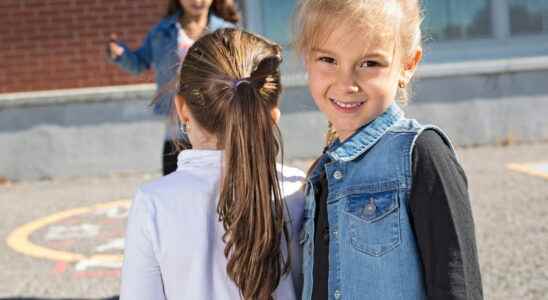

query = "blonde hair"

[293,0,423,104]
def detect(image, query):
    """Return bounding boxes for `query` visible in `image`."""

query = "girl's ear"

[271,107,281,124]
[401,47,423,84]
[174,95,190,123]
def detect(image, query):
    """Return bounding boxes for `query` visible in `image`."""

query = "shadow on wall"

[0,297,119,300]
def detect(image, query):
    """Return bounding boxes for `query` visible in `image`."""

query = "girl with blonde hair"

[294,0,483,299]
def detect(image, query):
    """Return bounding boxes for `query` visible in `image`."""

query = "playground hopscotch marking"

[6,200,130,277]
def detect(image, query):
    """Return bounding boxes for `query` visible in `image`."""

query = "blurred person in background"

[107,0,240,175]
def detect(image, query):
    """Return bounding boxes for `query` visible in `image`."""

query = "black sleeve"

[409,130,483,300]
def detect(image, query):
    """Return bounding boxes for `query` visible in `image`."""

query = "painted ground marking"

[6,199,130,277]
[507,161,548,180]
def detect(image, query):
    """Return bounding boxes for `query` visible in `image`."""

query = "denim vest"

[113,12,234,115]
[300,103,454,300]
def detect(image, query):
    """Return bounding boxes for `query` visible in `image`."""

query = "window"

[261,0,296,45]
[422,0,492,41]
[246,0,547,47]
[256,0,494,44]
[509,0,548,35]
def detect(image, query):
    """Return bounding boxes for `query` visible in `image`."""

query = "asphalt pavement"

[1,142,547,299]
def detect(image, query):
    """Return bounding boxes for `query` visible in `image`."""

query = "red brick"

[0,0,165,93]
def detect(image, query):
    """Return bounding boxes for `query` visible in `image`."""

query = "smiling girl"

[294,0,483,299]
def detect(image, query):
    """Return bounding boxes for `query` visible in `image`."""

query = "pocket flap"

[345,190,399,223]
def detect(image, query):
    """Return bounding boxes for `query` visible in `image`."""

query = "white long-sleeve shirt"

[120,150,305,300]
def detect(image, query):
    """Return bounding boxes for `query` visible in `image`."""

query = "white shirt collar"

[176,149,222,170]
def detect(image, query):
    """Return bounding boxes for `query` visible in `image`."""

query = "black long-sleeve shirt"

[311,130,483,300]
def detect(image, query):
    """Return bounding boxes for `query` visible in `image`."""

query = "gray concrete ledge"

[0,121,164,180]
[0,84,155,109]
[1,56,547,180]
[1,93,545,180]
[416,55,548,78]
[281,94,548,159]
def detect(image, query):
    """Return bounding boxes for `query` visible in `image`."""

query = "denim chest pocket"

[344,189,401,256]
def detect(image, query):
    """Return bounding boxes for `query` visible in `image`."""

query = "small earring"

[180,122,191,135]
[398,80,406,89]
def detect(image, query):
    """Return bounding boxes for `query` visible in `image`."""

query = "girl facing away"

[120,28,305,300]
[108,0,240,175]
[293,0,483,299]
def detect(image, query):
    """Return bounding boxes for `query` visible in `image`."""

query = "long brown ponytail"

[176,28,288,300]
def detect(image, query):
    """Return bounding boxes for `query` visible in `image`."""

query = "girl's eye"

[360,60,380,68]
[318,56,336,64]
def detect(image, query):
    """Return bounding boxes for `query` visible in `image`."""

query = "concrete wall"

[0,85,164,180]
[1,57,548,180]
[281,56,548,154]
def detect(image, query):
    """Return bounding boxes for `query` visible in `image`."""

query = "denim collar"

[327,103,404,162]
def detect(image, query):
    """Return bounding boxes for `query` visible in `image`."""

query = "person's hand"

[108,33,124,59]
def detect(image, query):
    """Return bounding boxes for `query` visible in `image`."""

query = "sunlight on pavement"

[507,162,548,180]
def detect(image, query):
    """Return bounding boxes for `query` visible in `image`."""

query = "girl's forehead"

[310,20,396,54]
[301,0,402,49]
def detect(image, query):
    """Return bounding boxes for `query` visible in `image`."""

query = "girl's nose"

[336,69,360,94]
[347,85,359,93]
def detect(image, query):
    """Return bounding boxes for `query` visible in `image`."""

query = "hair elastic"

[233,78,251,89]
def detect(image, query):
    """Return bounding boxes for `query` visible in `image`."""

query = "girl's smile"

[329,97,367,113]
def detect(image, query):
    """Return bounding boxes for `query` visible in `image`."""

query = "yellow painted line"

[90,254,125,262]
[507,162,548,180]
[6,200,130,263]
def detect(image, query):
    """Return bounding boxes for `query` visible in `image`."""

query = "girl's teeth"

[332,99,364,108]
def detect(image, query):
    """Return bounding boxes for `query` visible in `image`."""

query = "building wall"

[0,0,164,93]
[1,0,547,180]
[2,63,548,180]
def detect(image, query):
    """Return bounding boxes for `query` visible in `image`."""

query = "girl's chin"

[332,122,362,132]
[331,126,359,138]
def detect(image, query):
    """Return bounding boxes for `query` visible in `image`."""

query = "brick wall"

[0,0,166,93]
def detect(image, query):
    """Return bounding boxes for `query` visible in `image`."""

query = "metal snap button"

[333,170,343,180]
[363,198,377,216]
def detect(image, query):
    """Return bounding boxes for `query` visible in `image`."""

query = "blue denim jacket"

[112,12,234,115]
[301,103,455,300]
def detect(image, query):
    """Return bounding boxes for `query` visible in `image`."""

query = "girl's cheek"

[307,65,320,79]
[317,64,336,75]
